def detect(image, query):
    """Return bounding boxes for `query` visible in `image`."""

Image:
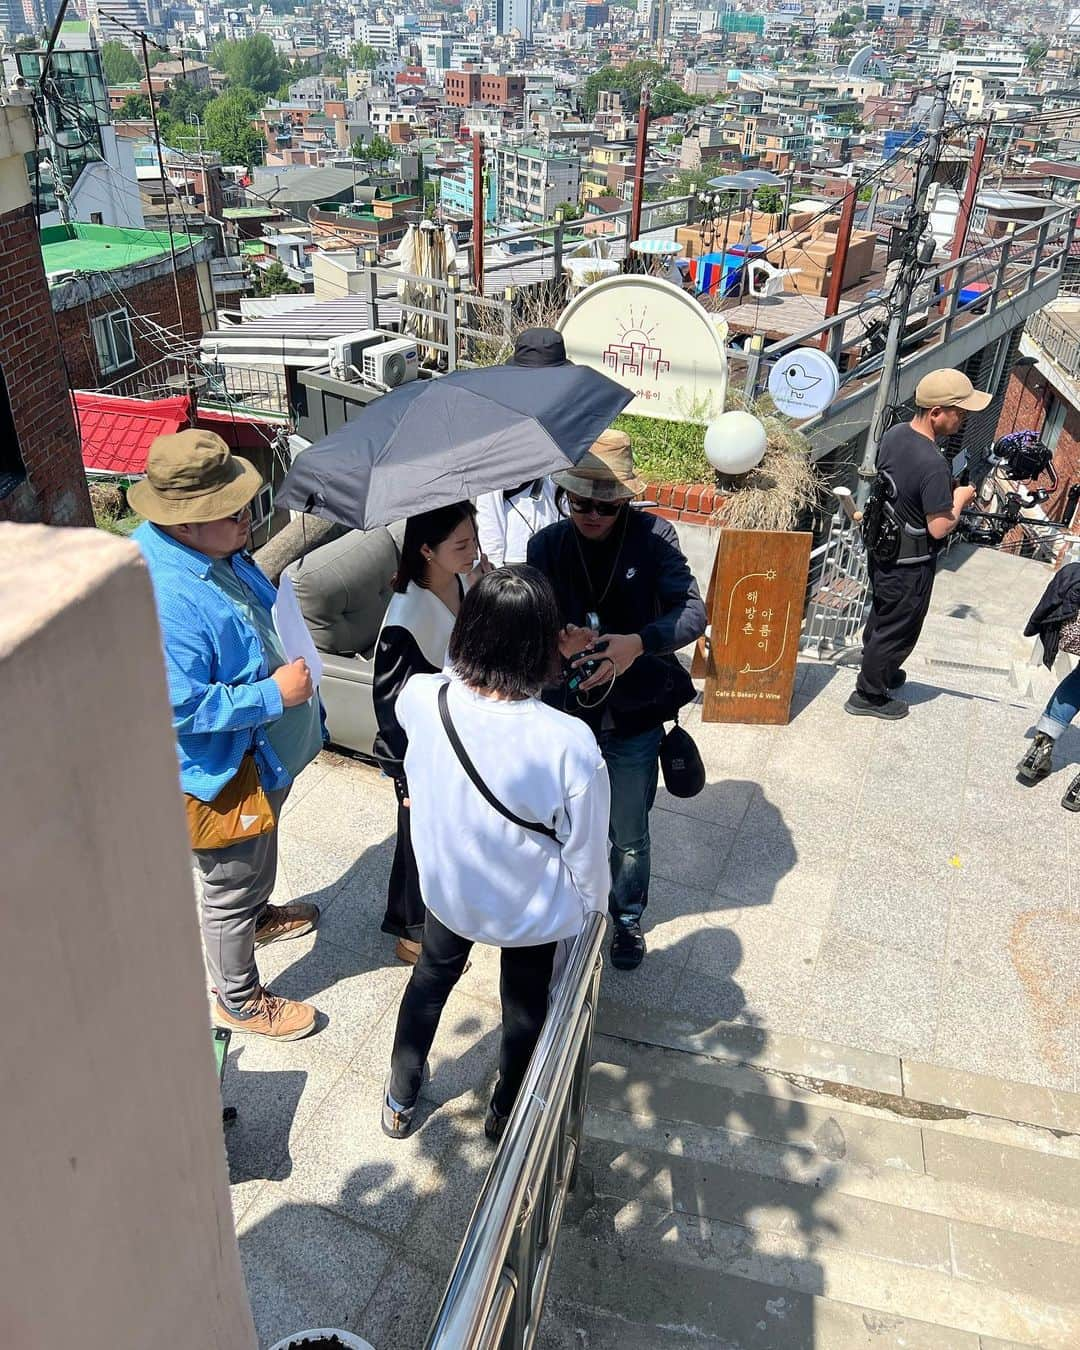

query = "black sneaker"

[886,669,907,689]
[611,919,646,970]
[1018,733,1055,784]
[381,1064,428,1140]
[844,691,909,720]
[484,1094,510,1144]
[1062,772,1080,812]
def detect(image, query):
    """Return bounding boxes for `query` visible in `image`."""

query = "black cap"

[510,327,568,368]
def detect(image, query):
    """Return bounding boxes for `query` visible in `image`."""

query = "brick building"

[478,74,524,105]
[445,71,481,107]
[0,104,91,528]
[41,223,215,393]
[996,302,1080,532]
[444,71,524,108]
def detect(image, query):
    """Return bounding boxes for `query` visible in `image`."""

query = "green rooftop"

[40,222,197,277]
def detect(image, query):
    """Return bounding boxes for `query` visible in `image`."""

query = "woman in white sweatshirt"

[381,565,611,1142]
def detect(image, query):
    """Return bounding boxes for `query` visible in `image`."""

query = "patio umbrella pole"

[472,132,485,294]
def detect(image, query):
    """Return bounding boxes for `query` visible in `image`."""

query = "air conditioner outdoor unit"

[327,330,383,381]
[363,338,419,389]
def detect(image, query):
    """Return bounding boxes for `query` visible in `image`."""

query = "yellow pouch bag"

[185,753,276,851]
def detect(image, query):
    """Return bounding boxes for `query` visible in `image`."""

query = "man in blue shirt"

[133,429,323,1041]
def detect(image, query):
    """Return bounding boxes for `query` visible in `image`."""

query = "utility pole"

[949,127,987,261]
[821,179,858,337]
[141,32,189,347]
[629,83,650,245]
[855,73,950,509]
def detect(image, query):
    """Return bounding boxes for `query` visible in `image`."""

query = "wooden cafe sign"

[693,528,812,726]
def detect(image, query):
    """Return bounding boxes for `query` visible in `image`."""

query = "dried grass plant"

[713,391,828,532]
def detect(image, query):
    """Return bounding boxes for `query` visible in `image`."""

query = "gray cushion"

[287,525,402,660]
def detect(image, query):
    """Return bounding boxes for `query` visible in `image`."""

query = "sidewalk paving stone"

[229,542,1080,1344]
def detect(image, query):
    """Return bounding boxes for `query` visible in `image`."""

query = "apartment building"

[495,143,580,222]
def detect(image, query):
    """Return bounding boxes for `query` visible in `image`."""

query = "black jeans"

[381,776,426,942]
[389,908,556,1115]
[857,560,935,702]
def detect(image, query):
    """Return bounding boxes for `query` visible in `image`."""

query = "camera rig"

[954,430,1068,549]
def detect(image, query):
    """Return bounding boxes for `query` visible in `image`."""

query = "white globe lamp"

[704,411,767,476]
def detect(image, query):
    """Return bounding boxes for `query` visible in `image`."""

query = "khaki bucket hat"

[552,428,646,502]
[128,428,263,525]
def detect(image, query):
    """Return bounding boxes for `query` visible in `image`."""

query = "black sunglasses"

[566,494,622,517]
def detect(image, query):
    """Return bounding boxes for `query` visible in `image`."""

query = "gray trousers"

[193,787,289,1010]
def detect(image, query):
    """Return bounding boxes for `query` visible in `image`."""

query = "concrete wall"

[0,524,257,1350]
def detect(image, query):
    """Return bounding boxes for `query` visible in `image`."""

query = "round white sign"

[767,347,840,420]
[556,275,728,424]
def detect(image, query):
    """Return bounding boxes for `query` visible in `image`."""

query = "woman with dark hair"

[373,501,485,961]
[381,566,610,1141]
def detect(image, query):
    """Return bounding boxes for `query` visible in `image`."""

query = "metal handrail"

[761,198,1077,365]
[425,909,607,1350]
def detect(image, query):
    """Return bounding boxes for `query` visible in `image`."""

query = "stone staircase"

[540,1011,1080,1349]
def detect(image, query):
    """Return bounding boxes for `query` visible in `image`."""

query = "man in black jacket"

[528,430,707,970]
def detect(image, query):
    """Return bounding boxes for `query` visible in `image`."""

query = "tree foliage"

[156,80,216,147]
[350,43,380,69]
[119,94,151,118]
[583,60,664,115]
[210,35,286,95]
[1025,41,1048,71]
[204,87,264,167]
[101,42,141,85]
[366,134,394,162]
[253,260,301,295]
[645,165,713,201]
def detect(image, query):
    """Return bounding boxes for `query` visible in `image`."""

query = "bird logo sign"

[779,362,822,402]
[767,347,840,420]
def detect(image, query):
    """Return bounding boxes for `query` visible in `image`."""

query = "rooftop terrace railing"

[1026,304,1080,383]
[101,355,290,418]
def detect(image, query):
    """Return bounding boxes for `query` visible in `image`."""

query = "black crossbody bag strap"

[437,682,559,842]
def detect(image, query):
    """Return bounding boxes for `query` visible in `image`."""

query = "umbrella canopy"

[277,362,633,531]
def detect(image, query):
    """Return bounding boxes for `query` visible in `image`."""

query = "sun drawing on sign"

[602,305,671,382]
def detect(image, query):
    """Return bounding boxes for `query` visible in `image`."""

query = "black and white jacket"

[373,580,461,778]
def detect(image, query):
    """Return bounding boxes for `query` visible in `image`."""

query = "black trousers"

[857,560,935,701]
[389,908,556,1114]
[381,776,425,942]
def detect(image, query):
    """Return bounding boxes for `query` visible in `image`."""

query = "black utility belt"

[888,508,933,564]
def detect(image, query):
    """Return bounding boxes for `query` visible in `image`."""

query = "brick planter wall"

[643,480,725,526]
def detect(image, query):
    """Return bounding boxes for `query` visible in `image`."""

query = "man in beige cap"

[847,368,988,720]
[527,428,706,971]
[133,429,322,1040]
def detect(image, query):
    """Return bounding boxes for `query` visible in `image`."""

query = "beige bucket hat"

[128,428,263,525]
[552,428,646,502]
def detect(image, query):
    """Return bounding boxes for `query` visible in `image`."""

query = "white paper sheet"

[272,573,324,686]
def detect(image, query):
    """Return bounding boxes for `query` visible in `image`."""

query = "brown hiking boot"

[254,900,319,948]
[395,937,422,965]
[213,988,317,1041]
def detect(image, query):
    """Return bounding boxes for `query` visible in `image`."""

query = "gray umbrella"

[277,362,633,531]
